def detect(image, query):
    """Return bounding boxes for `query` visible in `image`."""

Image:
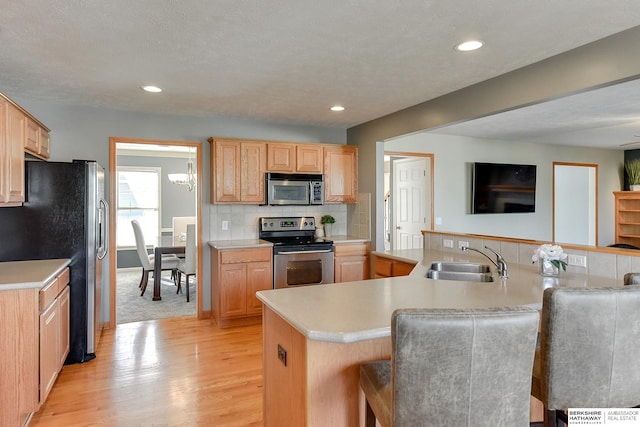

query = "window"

[117,167,161,248]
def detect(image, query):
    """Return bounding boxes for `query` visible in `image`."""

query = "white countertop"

[257,249,620,344]
[208,239,273,250]
[0,259,71,291]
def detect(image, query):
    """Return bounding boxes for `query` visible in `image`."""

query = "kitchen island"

[256,249,621,426]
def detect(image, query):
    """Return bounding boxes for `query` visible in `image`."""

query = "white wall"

[18,100,346,320]
[385,132,622,246]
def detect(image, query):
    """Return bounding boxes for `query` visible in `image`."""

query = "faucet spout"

[461,245,508,278]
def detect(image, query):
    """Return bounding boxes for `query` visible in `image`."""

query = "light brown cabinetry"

[267,142,296,172]
[324,145,358,203]
[372,253,417,278]
[334,241,369,283]
[0,264,69,426]
[614,191,640,248]
[296,144,323,173]
[0,93,51,207]
[39,267,70,405]
[209,137,266,204]
[211,247,273,327]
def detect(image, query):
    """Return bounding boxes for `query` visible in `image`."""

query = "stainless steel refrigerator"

[0,159,108,364]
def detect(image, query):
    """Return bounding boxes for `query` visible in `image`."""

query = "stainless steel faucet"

[461,245,508,278]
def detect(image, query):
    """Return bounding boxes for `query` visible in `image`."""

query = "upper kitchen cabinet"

[296,144,323,173]
[0,92,51,207]
[267,142,323,173]
[267,142,296,172]
[209,137,266,204]
[324,145,358,203]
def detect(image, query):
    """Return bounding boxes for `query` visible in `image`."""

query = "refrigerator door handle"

[97,198,109,260]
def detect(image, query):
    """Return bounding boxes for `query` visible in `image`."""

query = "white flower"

[532,244,568,263]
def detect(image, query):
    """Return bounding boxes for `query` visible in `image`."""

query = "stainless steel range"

[259,216,334,289]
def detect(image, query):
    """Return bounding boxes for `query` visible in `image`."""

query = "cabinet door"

[39,127,50,159]
[296,144,323,173]
[219,263,247,318]
[213,140,241,203]
[246,261,272,315]
[267,143,296,172]
[58,286,70,367]
[6,103,25,204]
[324,146,358,203]
[25,117,39,154]
[241,142,266,203]
[39,299,60,404]
[335,256,367,283]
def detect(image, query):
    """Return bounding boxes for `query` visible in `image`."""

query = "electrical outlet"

[568,254,587,268]
[458,240,469,249]
[221,220,229,231]
[443,239,453,248]
[435,217,443,226]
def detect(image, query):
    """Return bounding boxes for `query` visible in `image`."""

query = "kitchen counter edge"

[208,239,273,250]
[0,259,71,291]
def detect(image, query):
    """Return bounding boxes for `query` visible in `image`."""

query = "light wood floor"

[30,317,264,427]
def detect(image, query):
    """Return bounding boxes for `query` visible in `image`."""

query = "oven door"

[274,249,334,288]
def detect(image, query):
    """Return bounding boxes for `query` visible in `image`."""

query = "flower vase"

[323,223,332,238]
[539,260,560,277]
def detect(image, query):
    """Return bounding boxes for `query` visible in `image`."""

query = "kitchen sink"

[428,262,491,273]
[425,270,494,282]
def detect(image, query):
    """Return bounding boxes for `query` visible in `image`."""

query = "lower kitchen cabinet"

[0,263,69,427]
[211,246,272,327]
[372,253,417,278]
[334,241,369,283]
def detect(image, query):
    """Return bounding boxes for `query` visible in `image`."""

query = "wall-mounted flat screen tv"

[471,162,537,214]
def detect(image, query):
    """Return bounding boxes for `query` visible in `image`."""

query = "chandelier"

[168,148,196,192]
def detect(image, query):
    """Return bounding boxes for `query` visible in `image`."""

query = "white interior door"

[392,157,429,250]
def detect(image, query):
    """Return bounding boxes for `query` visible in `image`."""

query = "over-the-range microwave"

[265,173,324,205]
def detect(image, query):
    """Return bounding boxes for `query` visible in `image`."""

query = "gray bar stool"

[360,307,540,427]
[531,285,640,426]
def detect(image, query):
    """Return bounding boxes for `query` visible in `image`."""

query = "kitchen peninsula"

[257,248,621,427]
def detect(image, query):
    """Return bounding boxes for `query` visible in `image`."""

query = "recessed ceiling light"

[142,85,162,93]
[455,40,483,52]
[330,105,345,112]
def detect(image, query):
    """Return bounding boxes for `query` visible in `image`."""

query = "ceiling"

[2,1,640,147]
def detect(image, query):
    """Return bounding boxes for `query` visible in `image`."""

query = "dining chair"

[360,307,539,427]
[531,285,640,426]
[177,223,196,302]
[131,219,180,296]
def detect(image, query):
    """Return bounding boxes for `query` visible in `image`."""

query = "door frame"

[384,151,434,250]
[108,137,204,328]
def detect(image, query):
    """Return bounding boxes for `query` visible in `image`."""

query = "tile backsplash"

[209,204,348,241]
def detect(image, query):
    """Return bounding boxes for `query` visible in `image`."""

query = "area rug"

[116,268,196,324]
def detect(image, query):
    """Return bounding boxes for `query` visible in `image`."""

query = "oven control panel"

[260,216,316,231]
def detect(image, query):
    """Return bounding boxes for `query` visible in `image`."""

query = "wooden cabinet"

[614,191,640,248]
[0,93,51,207]
[334,241,369,283]
[324,145,358,203]
[267,142,296,172]
[210,137,266,204]
[0,264,69,426]
[296,144,323,173]
[39,268,70,405]
[211,247,272,327]
[373,253,417,278]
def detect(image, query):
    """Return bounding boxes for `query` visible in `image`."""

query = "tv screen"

[472,163,536,214]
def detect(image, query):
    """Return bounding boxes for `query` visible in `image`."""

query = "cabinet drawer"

[220,248,272,264]
[393,261,416,277]
[39,267,70,311]
[334,242,369,257]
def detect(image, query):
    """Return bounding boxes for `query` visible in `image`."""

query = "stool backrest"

[391,307,539,426]
[539,285,640,410]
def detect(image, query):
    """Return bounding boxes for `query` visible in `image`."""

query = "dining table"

[152,244,185,301]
